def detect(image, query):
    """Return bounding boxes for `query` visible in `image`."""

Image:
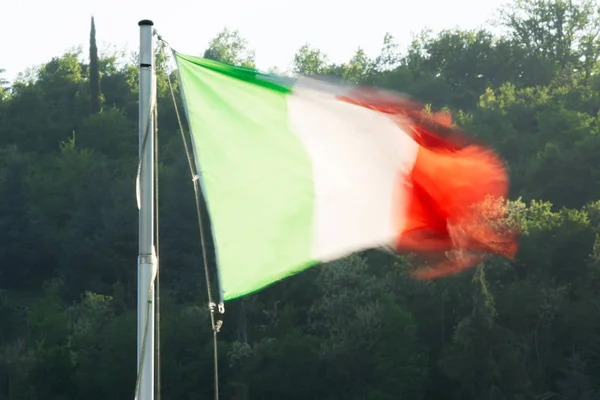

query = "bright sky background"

[2,0,507,83]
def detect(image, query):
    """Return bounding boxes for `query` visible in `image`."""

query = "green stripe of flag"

[175,52,318,300]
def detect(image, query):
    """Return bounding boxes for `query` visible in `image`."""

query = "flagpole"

[137,19,156,400]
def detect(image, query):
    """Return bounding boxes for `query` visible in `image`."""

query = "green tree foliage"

[203,28,256,69]
[89,16,102,113]
[1,1,600,398]
[0,69,9,101]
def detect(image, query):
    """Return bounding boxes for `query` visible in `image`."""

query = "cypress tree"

[89,16,102,113]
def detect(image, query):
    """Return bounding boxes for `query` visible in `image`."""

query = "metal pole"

[137,19,156,400]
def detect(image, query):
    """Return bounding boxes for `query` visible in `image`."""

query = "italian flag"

[174,52,517,301]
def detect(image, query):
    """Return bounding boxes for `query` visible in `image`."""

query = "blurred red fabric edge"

[337,87,519,279]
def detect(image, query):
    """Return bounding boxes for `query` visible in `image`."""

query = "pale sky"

[1,0,507,83]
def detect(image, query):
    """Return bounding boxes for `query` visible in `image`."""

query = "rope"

[154,86,162,400]
[158,35,223,400]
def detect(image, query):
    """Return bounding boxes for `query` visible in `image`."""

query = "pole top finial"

[138,20,154,26]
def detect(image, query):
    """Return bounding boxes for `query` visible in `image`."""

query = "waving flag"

[174,52,518,300]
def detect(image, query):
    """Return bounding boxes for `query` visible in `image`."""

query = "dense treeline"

[2,0,600,398]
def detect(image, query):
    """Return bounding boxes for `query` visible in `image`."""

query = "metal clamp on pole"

[209,302,225,333]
